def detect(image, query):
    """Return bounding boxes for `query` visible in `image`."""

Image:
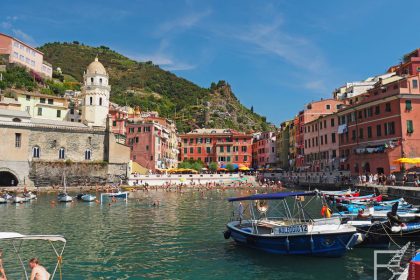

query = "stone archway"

[0,168,19,186]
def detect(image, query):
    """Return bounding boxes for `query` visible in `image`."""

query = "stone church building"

[0,58,130,187]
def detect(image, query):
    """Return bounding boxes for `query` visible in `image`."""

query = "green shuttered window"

[406,100,412,111]
[407,120,414,134]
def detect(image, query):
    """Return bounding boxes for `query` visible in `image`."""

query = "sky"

[1,0,420,125]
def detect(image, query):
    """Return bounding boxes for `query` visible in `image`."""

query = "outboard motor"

[387,202,402,225]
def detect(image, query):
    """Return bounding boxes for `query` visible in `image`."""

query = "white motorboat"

[81,194,96,202]
[23,192,37,200]
[2,193,12,201]
[57,173,72,203]
[0,197,7,204]
[12,196,30,203]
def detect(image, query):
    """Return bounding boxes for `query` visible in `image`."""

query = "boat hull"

[81,195,96,202]
[226,224,358,257]
[57,194,73,203]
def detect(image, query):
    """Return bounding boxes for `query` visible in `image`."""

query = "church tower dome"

[86,57,107,76]
[80,57,111,127]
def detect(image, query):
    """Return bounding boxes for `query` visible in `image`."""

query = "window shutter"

[407,120,414,134]
[406,100,412,111]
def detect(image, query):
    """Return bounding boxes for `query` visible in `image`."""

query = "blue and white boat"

[81,194,96,202]
[105,189,129,198]
[224,191,359,257]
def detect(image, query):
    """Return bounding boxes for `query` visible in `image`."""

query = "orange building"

[179,129,253,167]
[337,72,420,175]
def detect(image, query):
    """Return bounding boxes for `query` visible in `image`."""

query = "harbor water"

[0,189,395,279]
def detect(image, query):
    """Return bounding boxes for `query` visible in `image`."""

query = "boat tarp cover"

[228,191,317,202]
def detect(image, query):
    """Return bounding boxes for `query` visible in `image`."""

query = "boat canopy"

[228,191,317,202]
[0,232,66,243]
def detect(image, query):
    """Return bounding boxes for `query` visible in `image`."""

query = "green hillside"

[38,42,271,132]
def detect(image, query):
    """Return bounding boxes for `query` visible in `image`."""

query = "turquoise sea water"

[0,189,396,279]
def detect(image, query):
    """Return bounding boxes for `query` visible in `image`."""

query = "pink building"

[295,99,344,170]
[126,116,178,171]
[0,33,52,77]
[109,102,129,143]
[304,113,340,172]
[252,132,277,168]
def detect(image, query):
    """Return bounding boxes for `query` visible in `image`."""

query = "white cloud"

[1,22,12,29]
[232,17,327,73]
[12,29,35,44]
[130,53,196,71]
[156,9,212,36]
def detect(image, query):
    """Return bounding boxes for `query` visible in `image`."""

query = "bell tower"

[81,57,110,127]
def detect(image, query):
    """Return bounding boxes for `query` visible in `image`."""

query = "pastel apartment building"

[0,32,52,78]
[295,99,344,170]
[14,91,69,121]
[337,71,420,175]
[334,49,420,176]
[126,117,178,171]
[179,129,253,167]
[303,113,340,172]
[252,131,277,169]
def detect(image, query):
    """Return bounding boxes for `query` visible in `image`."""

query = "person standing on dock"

[29,258,50,280]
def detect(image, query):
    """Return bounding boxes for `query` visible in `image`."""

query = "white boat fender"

[355,233,365,245]
[391,226,402,233]
[285,238,290,252]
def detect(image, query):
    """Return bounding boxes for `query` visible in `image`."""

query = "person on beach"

[0,250,7,280]
[29,258,50,280]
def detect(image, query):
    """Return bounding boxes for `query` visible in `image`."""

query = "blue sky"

[1,0,420,125]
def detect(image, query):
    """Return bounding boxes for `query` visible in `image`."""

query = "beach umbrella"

[394,158,420,164]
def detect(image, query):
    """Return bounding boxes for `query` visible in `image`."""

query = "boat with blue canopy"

[224,191,359,257]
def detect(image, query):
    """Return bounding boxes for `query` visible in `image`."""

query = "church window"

[99,78,102,85]
[37,108,42,116]
[89,97,93,105]
[57,110,61,118]
[85,149,91,160]
[15,133,21,148]
[91,77,94,84]
[32,146,40,158]
[59,148,65,159]
[99,97,103,106]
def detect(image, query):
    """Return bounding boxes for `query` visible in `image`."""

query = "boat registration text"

[276,224,308,234]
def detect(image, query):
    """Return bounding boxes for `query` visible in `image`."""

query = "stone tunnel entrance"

[0,171,19,186]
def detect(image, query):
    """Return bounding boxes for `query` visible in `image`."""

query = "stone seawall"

[29,161,127,187]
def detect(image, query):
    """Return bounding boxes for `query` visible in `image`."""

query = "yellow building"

[15,91,69,121]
